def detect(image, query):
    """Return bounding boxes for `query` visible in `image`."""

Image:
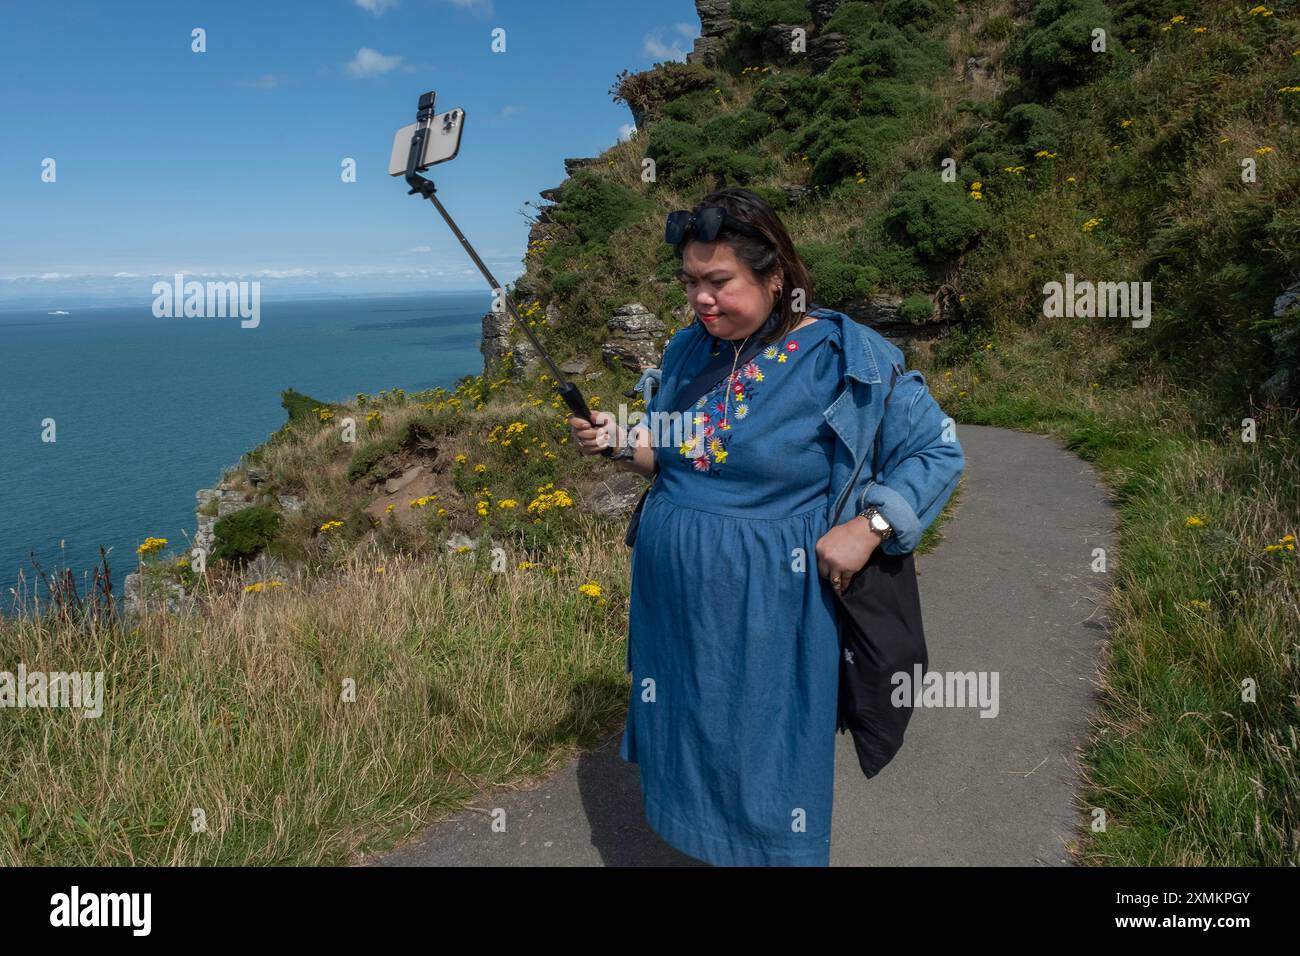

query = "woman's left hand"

[815,516,881,594]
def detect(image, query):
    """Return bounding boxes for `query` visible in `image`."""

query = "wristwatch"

[857,505,894,539]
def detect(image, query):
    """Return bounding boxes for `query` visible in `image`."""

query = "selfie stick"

[401,91,614,458]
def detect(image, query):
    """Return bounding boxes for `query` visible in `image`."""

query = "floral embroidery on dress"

[681,333,806,476]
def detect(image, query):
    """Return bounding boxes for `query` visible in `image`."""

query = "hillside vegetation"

[2,0,1297,865]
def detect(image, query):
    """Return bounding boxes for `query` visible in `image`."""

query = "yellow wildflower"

[137,536,168,557]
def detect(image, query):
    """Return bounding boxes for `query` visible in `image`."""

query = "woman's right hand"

[569,411,618,456]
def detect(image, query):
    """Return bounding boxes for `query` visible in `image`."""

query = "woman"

[569,187,964,866]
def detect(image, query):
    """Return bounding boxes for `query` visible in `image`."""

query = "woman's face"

[677,239,782,341]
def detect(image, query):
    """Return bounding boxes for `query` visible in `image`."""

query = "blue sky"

[0,0,701,303]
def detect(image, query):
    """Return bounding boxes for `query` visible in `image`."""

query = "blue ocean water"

[0,291,489,614]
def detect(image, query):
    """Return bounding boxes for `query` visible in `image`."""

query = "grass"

[0,518,633,865]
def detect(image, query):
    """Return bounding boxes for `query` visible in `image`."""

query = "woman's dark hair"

[678,187,815,345]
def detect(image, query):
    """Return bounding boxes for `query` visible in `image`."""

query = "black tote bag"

[829,362,929,779]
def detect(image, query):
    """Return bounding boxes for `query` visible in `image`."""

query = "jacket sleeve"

[856,368,964,555]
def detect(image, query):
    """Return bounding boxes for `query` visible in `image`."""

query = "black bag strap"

[831,361,901,526]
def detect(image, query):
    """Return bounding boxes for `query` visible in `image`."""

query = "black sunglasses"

[665,207,764,246]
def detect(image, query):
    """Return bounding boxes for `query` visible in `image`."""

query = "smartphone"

[389,108,465,176]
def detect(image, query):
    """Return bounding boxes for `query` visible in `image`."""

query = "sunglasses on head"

[665,207,764,246]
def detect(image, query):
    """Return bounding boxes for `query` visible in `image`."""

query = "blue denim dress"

[619,317,843,866]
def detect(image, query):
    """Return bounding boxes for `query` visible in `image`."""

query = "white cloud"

[643,30,691,62]
[408,245,433,253]
[253,268,317,279]
[675,23,699,39]
[499,104,523,118]
[346,47,403,78]
[245,74,280,90]
[617,123,637,143]
[355,0,399,14]
[113,272,140,278]
[446,0,495,12]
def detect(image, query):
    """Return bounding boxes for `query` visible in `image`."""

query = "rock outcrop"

[601,304,668,372]
[686,0,734,67]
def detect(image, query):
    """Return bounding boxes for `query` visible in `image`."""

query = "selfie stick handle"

[403,97,612,456]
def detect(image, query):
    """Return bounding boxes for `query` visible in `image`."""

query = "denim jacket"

[649,307,964,555]
[810,307,964,555]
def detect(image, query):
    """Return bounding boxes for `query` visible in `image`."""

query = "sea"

[0,291,490,616]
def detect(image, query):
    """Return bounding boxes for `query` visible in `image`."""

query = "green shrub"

[1012,0,1114,92]
[825,37,906,81]
[661,88,718,124]
[701,109,775,150]
[750,73,819,129]
[1110,0,1200,45]
[281,389,331,424]
[900,294,936,324]
[882,0,951,32]
[799,116,907,187]
[1003,103,1065,154]
[698,147,768,185]
[646,120,768,184]
[610,61,716,124]
[212,506,282,563]
[550,172,648,249]
[851,219,928,290]
[645,119,708,181]
[858,79,938,119]
[729,0,810,31]
[550,271,580,298]
[798,241,879,304]
[822,2,883,42]
[883,172,991,262]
